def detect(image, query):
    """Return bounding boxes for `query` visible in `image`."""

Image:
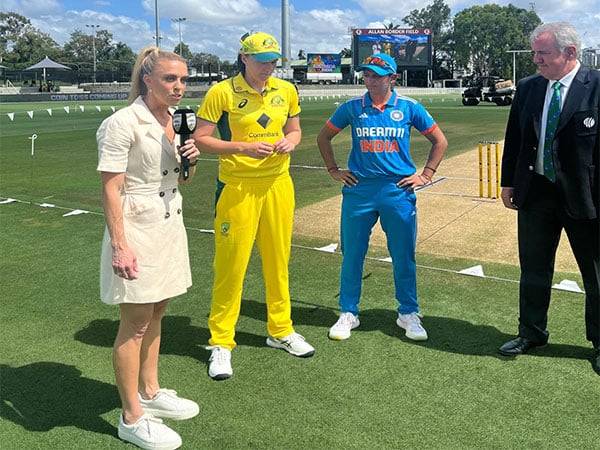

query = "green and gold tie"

[543,81,561,182]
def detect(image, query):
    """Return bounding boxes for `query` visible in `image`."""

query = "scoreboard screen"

[352,28,432,69]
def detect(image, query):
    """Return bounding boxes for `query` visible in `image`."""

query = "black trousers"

[517,174,600,348]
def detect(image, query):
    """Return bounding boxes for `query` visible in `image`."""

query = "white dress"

[97,96,192,304]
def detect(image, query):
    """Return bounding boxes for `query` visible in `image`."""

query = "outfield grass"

[2,97,598,449]
[1,95,509,219]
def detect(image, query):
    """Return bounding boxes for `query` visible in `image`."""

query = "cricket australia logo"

[263,38,277,49]
[220,222,230,236]
[270,95,285,106]
[390,110,404,122]
[583,117,595,128]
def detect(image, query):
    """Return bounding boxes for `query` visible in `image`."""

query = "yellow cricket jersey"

[197,73,301,183]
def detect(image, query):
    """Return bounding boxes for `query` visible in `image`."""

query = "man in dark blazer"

[499,22,599,375]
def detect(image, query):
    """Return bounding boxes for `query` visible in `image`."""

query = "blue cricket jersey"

[327,91,437,179]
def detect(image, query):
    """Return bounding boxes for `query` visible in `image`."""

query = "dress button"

[528,166,534,171]
[174,167,180,173]
[177,208,182,214]
[159,191,165,197]
[172,188,177,193]
[162,169,168,176]
[165,212,171,219]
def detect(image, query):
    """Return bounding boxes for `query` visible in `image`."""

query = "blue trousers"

[339,178,418,315]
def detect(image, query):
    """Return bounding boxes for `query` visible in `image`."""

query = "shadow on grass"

[242,299,592,361]
[0,362,118,437]
[74,315,265,363]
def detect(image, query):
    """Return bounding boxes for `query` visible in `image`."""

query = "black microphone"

[172,108,197,180]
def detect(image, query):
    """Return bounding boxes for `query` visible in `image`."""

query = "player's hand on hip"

[397,173,426,189]
[273,137,296,154]
[242,142,274,159]
[501,187,518,210]
[330,168,358,186]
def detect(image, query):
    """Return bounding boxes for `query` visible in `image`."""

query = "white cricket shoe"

[396,313,428,341]
[328,312,360,340]
[207,346,233,380]
[139,389,199,420]
[118,414,182,450]
[266,332,315,357]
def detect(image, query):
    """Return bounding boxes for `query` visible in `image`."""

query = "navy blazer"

[501,66,600,220]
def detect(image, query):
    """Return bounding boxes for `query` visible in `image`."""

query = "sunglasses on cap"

[364,56,393,70]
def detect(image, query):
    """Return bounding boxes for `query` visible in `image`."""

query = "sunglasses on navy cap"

[363,56,393,70]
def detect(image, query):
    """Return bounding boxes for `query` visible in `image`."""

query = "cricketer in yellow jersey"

[194,32,315,381]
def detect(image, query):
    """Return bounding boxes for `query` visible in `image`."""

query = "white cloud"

[289,8,362,53]
[1,0,61,15]
[141,0,265,25]
[30,9,154,50]
[352,0,449,16]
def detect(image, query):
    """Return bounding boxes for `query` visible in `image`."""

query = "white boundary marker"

[552,279,584,293]
[459,265,485,277]
[0,195,585,295]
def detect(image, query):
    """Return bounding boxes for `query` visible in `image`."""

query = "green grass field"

[1,96,598,449]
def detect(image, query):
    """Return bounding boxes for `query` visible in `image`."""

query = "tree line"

[0,12,229,83]
[384,0,541,80]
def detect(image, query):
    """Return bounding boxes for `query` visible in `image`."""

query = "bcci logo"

[270,95,284,106]
[390,110,404,122]
[220,222,230,236]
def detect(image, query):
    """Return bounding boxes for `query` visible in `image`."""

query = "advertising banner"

[307,53,342,74]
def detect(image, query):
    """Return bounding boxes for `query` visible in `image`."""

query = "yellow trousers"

[208,175,295,349]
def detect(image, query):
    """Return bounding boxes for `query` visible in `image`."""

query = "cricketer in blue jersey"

[317,53,448,342]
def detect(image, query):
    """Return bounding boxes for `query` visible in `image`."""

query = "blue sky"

[2,0,599,62]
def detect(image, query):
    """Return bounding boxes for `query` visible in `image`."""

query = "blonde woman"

[97,47,200,449]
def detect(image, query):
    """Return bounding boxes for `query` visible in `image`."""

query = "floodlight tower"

[154,0,160,47]
[85,24,100,84]
[281,0,290,69]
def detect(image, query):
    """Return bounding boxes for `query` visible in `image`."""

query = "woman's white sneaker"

[266,332,315,357]
[207,346,233,380]
[139,389,199,420]
[118,414,182,450]
[396,313,428,341]
[328,312,360,340]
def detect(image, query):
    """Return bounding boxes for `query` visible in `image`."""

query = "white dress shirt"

[536,60,580,175]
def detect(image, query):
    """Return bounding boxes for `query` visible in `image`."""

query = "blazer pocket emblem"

[583,117,595,128]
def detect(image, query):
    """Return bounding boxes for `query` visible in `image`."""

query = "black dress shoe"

[498,337,545,356]
[592,350,600,376]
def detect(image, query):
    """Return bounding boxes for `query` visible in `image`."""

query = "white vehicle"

[305,72,342,84]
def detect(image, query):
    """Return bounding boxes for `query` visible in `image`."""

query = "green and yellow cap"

[240,32,282,62]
